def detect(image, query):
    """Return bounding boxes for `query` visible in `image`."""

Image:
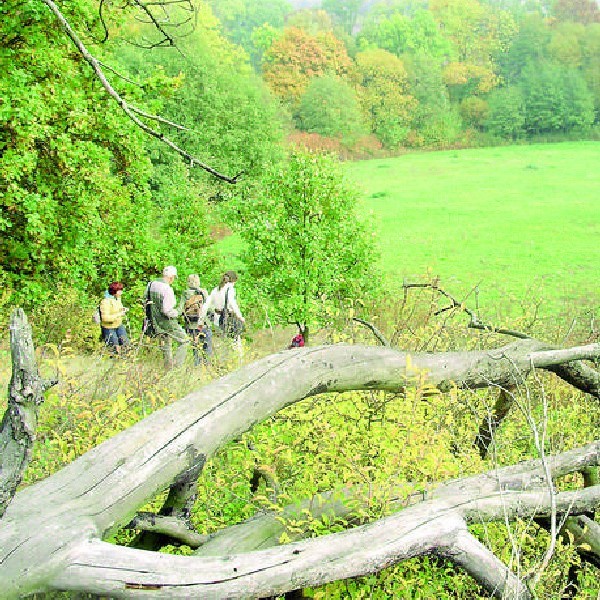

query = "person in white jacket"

[203,270,245,339]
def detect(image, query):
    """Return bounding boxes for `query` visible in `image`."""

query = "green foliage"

[498,14,551,84]
[355,49,418,148]
[205,0,291,66]
[296,75,368,145]
[0,0,161,305]
[0,0,291,309]
[358,9,453,61]
[519,61,595,134]
[231,151,380,333]
[484,86,526,138]
[118,3,285,182]
[459,96,489,129]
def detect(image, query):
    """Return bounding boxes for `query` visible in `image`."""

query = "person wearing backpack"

[146,266,189,369]
[99,282,130,355]
[179,273,212,366]
[204,270,245,349]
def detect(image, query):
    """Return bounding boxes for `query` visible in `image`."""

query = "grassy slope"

[346,142,600,313]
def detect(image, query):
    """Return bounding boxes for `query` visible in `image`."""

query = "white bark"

[0,341,599,598]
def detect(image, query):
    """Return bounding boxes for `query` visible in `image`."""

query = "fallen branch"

[2,338,600,597]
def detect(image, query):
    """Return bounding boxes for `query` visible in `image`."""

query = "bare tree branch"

[127,512,209,548]
[352,317,390,346]
[40,0,242,184]
[438,526,531,599]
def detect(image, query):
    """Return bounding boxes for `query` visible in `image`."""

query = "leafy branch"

[41,0,243,184]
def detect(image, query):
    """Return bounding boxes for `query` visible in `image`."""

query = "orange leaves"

[262,27,353,105]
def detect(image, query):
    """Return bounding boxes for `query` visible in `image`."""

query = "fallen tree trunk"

[1,338,599,598]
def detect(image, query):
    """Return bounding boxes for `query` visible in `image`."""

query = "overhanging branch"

[40,0,242,184]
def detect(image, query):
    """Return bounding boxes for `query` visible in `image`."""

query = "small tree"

[236,151,379,343]
[296,75,368,146]
[484,85,526,139]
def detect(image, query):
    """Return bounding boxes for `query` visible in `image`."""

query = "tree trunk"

[0,309,55,518]
[1,338,599,597]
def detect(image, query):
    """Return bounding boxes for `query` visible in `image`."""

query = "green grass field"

[218,142,599,315]
[347,141,600,313]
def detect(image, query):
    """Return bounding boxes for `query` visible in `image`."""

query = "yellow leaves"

[278,531,291,544]
[442,62,498,93]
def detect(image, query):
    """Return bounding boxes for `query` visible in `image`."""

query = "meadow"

[219,141,600,318]
[346,142,600,316]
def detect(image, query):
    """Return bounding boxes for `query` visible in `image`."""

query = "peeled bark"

[0,339,599,598]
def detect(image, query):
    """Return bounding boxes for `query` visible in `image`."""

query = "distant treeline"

[208,0,600,153]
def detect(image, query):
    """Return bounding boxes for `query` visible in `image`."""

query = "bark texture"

[0,340,599,598]
[0,309,54,518]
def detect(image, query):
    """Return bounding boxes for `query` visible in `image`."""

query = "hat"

[163,266,178,278]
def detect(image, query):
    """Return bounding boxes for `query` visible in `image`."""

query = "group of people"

[98,266,245,368]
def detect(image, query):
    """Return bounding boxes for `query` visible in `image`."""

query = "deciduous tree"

[262,27,354,106]
[358,9,453,61]
[232,151,378,343]
[296,75,368,145]
[0,0,159,303]
[355,49,418,148]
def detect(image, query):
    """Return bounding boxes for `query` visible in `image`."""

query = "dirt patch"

[210,225,233,241]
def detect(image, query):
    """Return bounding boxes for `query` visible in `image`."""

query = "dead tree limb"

[1,341,599,597]
[0,309,56,518]
[475,387,516,458]
[127,512,209,548]
[352,317,390,346]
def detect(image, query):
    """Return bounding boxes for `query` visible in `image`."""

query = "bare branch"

[529,344,600,368]
[130,0,178,47]
[96,0,110,43]
[128,105,202,133]
[438,526,531,599]
[40,0,242,184]
[352,317,390,346]
[127,512,209,548]
[97,60,144,87]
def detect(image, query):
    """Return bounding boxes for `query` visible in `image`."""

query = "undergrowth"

[2,285,598,599]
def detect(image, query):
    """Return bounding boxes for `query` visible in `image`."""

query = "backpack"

[290,333,305,348]
[184,290,205,323]
[142,282,157,337]
[218,287,244,337]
